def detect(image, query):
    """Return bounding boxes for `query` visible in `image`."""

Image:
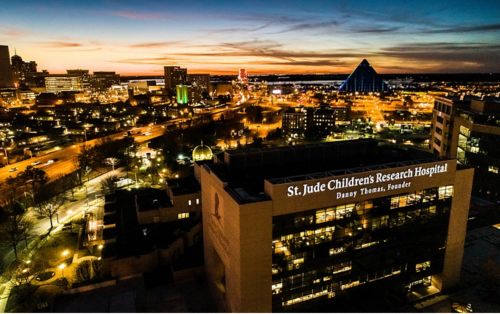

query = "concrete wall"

[202,164,274,312]
[437,167,474,290]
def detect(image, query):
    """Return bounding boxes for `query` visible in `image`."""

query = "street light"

[61,249,70,257]
[58,263,67,277]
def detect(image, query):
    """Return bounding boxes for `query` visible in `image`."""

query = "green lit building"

[176,84,189,104]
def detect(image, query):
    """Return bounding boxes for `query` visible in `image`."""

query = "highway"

[0,123,169,184]
[0,104,245,185]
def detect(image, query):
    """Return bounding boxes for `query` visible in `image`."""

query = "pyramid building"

[339,59,388,93]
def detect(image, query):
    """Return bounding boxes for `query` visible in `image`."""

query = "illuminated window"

[196,198,200,204]
[416,261,431,273]
[438,185,453,199]
[188,200,192,205]
[488,166,499,174]
[329,246,345,256]
[178,212,189,219]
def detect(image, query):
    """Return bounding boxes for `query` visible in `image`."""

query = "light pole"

[2,146,8,165]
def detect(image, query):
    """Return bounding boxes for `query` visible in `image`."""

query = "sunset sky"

[1,0,499,75]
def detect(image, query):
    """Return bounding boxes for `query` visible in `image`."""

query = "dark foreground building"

[339,59,388,93]
[431,96,500,201]
[199,139,473,312]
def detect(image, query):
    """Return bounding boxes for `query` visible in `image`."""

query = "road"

[0,103,249,186]
[0,124,168,184]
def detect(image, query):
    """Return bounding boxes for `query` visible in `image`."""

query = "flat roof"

[204,139,442,204]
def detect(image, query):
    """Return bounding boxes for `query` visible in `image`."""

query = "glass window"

[178,212,189,219]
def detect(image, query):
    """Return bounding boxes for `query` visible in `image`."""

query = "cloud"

[270,19,343,34]
[254,59,348,67]
[39,41,82,48]
[424,23,500,34]
[351,26,402,33]
[378,42,500,71]
[207,22,273,34]
[112,10,167,20]
[2,27,28,38]
[128,41,185,48]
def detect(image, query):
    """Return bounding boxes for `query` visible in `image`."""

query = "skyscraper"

[238,68,248,84]
[200,140,472,312]
[11,53,37,88]
[164,66,187,91]
[0,45,14,88]
[339,59,387,93]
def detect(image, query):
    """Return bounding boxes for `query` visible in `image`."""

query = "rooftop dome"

[192,141,213,161]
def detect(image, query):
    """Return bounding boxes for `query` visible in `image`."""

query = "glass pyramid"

[339,59,388,92]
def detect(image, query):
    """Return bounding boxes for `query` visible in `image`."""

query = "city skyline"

[1,0,499,75]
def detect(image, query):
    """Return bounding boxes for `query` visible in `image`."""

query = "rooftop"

[204,139,441,204]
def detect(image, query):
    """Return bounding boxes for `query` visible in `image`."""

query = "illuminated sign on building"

[286,162,450,198]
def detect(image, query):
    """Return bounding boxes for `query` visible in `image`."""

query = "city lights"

[0,2,498,313]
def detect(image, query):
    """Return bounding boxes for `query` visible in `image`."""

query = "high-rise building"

[164,66,187,91]
[199,140,473,312]
[45,75,84,93]
[282,106,348,136]
[339,59,388,93]
[176,84,189,104]
[431,96,500,200]
[0,45,14,88]
[11,53,37,88]
[91,71,120,91]
[238,68,248,84]
[66,69,90,90]
[188,73,211,102]
[188,73,210,91]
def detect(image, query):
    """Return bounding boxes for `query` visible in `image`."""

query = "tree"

[104,157,119,171]
[6,175,20,202]
[100,175,117,196]
[19,166,48,203]
[76,259,103,283]
[0,202,33,260]
[34,194,65,231]
[77,144,98,183]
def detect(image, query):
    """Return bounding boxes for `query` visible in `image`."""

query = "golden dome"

[192,141,213,161]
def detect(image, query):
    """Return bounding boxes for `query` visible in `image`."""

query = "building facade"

[91,71,120,91]
[282,106,346,137]
[200,140,473,312]
[431,96,500,200]
[45,75,84,93]
[11,54,37,88]
[164,66,187,92]
[0,45,14,88]
[339,59,388,93]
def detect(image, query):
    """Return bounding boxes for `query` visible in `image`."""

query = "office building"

[91,71,120,91]
[188,73,210,91]
[238,68,248,84]
[339,59,388,93]
[66,69,90,90]
[176,84,189,104]
[431,96,500,199]
[11,53,37,88]
[164,66,187,91]
[45,75,84,93]
[188,73,210,102]
[199,140,473,312]
[282,106,345,137]
[0,45,14,88]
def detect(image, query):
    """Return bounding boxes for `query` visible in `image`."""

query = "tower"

[0,45,14,88]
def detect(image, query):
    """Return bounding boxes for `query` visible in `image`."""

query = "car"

[31,161,41,166]
[46,160,54,164]
[9,167,17,172]
[452,302,473,313]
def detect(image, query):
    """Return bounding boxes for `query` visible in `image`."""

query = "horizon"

[1,0,499,75]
